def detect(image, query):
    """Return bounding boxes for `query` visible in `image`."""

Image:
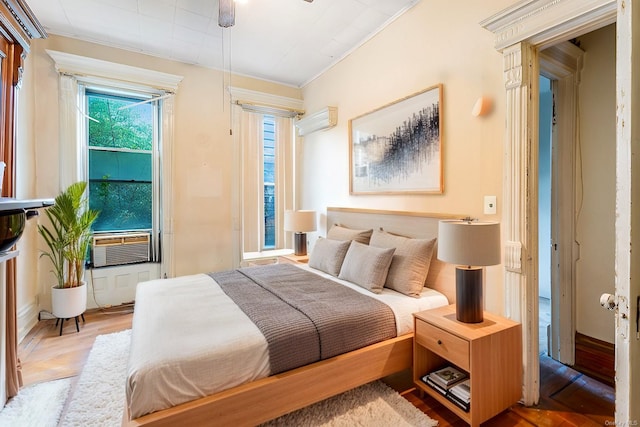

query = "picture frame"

[349,84,443,195]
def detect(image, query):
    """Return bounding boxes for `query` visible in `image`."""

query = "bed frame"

[123,207,460,426]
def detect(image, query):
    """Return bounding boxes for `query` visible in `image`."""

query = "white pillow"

[338,241,395,294]
[369,229,436,297]
[308,237,351,276]
[327,225,373,245]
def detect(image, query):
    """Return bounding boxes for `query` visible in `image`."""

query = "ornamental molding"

[46,49,184,92]
[1,0,46,48]
[480,0,616,51]
[228,86,304,112]
[503,47,524,89]
[505,240,524,273]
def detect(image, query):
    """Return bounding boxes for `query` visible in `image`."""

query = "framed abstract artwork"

[349,84,443,194]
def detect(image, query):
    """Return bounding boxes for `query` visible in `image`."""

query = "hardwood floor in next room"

[19,308,615,426]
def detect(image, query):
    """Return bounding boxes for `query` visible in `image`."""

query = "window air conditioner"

[92,232,150,267]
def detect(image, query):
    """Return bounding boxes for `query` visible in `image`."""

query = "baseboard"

[573,332,614,387]
[17,300,39,343]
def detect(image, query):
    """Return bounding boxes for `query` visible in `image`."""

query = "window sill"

[243,249,294,264]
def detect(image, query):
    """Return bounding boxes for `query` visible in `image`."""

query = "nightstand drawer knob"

[437,339,442,345]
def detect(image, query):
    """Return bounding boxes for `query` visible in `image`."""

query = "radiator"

[92,232,150,267]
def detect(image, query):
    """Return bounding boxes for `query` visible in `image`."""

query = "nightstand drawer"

[415,320,470,371]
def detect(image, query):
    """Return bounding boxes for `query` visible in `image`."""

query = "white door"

[615,0,640,422]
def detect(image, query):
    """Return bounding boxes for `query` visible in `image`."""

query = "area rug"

[0,377,71,427]
[261,380,438,426]
[62,329,437,426]
[59,329,131,427]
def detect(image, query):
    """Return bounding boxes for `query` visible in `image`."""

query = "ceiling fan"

[218,0,314,28]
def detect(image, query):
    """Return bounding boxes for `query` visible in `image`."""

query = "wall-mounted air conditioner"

[92,232,150,268]
[295,106,337,136]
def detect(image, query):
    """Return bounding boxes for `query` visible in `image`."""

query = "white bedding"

[126,264,448,419]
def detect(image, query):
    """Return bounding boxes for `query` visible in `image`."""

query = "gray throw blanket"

[209,264,397,375]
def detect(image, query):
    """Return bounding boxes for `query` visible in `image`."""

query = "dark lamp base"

[455,267,484,323]
[294,232,307,256]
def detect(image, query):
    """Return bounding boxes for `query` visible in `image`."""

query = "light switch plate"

[484,195,497,214]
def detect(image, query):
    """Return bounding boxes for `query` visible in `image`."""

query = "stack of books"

[448,379,470,411]
[421,366,470,412]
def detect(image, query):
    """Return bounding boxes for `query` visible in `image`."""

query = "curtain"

[240,109,263,253]
[273,115,294,249]
[3,41,21,400]
[6,260,21,399]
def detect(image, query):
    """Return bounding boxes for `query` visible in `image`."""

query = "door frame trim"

[540,42,584,365]
[480,0,616,406]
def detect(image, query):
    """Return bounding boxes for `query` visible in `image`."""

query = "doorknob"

[600,293,616,310]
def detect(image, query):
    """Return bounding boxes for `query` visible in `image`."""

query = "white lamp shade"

[437,220,501,266]
[284,210,317,232]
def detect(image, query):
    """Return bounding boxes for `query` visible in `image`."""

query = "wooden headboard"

[326,207,464,304]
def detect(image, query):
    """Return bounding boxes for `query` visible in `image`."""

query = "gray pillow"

[338,241,395,293]
[308,237,351,276]
[327,225,373,245]
[369,229,436,297]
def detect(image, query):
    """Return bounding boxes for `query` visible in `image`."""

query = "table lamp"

[437,219,501,323]
[284,210,317,256]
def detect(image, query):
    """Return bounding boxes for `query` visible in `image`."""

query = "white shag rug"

[0,377,72,427]
[60,329,131,427]
[60,329,437,426]
[261,380,438,427]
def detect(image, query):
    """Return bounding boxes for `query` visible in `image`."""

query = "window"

[82,85,162,261]
[263,116,276,248]
[48,50,181,276]
[239,109,295,257]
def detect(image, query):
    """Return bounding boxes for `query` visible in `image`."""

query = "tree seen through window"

[87,90,154,232]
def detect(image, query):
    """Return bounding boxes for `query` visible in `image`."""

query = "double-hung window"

[81,85,162,262]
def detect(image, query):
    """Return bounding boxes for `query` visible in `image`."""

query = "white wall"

[575,25,616,343]
[299,0,514,314]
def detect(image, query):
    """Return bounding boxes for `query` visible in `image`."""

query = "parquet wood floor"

[18,307,615,426]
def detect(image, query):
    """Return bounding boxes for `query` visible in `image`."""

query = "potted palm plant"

[38,181,99,322]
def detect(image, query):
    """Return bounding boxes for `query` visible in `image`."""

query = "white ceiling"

[26,0,420,87]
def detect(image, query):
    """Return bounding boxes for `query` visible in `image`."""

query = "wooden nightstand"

[277,254,309,264]
[413,304,522,427]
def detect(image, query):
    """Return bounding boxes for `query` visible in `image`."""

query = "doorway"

[481,0,640,419]
[538,75,553,358]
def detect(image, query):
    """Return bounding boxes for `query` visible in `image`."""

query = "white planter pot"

[51,282,87,319]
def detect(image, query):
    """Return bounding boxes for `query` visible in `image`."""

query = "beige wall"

[15,49,40,335]
[574,25,616,343]
[300,2,617,340]
[299,0,514,314]
[14,1,616,342]
[15,35,301,324]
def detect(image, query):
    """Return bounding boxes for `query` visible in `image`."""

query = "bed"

[123,207,460,426]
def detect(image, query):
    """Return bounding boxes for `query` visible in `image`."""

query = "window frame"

[262,115,276,250]
[236,108,297,262]
[79,83,163,262]
[47,50,182,278]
